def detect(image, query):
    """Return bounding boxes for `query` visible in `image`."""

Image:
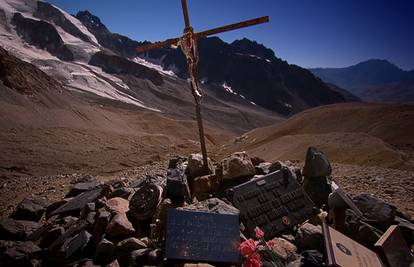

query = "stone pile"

[0,150,413,267]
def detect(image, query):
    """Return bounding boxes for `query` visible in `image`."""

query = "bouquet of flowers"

[239,227,285,267]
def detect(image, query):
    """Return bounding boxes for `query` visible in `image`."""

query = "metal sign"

[228,169,315,239]
[165,209,241,264]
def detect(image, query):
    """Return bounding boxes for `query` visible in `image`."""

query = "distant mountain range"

[309,60,414,103]
[75,10,351,115]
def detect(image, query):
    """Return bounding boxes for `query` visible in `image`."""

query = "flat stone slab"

[165,209,241,264]
[49,188,102,217]
[228,169,315,239]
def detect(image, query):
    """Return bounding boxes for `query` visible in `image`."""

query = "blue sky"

[48,0,414,70]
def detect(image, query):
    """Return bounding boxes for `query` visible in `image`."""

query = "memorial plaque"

[323,224,385,267]
[374,225,414,267]
[165,209,241,264]
[228,169,315,239]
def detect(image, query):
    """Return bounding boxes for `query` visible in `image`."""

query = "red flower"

[255,226,265,239]
[240,239,257,257]
[243,253,261,267]
[240,239,261,267]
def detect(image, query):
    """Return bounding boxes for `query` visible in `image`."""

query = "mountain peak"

[76,10,108,33]
[230,38,275,61]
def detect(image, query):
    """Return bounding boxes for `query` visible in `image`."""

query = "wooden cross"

[136,0,269,174]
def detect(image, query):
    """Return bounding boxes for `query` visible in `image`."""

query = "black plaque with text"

[165,209,241,264]
[228,169,315,239]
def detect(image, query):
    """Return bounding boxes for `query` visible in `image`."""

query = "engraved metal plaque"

[228,169,315,239]
[165,209,241,264]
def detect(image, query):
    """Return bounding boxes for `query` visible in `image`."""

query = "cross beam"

[135,16,269,53]
[135,0,269,175]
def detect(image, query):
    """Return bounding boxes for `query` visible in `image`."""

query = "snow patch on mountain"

[51,4,99,45]
[133,56,176,77]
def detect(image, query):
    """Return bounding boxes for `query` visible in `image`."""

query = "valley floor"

[1,160,413,219]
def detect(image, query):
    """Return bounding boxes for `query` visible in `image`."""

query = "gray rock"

[181,197,239,215]
[303,147,332,178]
[94,239,116,265]
[117,237,146,253]
[39,226,64,248]
[166,168,191,204]
[0,218,42,240]
[303,176,331,208]
[187,153,213,179]
[295,223,323,252]
[80,203,96,219]
[66,181,101,198]
[49,187,102,217]
[0,240,15,253]
[91,210,111,243]
[61,230,91,258]
[168,155,187,169]
[1,241,42,267]
[129,182,162,221]
[216,151,255,181]
[353,193,397,229]
[11,197,49,222]
[255,162,271,175]
[300,250,324,266]
[110,187,134,199]
[128,248,151,266]
[105,213,135,238]
[105,259,120,267]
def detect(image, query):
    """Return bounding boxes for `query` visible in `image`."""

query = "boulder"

[181,198,239,215]
[216,152,255,181]
[39,226,64,248]
[105,197,129,214]
[187,153,213,179]
[0,218,41,240]
[300,250,324,267]
[250,156,265,166]
[80,203,96,219]
[302,147,332,178]
[117,237,146,254]
[105,259,120,267]
[166,168,191,204]
[353,193,397,229]
[66,181,101,198]
[191,174,218,200]
[94,239,116,265]
[129,182,162,221]
[11,197,49,222]
[168,156,187,169]
[49,187,102,217]
[294,223,323,252]
[127,248,151,266]
[62,230,92,258]
[105,213,135,238]
[1,241,42,267]
[150,199,173,247]
[255,162,271,175]
[303,176,331,208]
[110,187,134,200]
[268,237,297,261]
[91,209,111,243]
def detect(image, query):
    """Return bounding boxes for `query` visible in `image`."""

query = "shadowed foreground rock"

[0,149,412,266]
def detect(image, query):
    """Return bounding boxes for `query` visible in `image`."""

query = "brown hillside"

[221,103,414,170]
